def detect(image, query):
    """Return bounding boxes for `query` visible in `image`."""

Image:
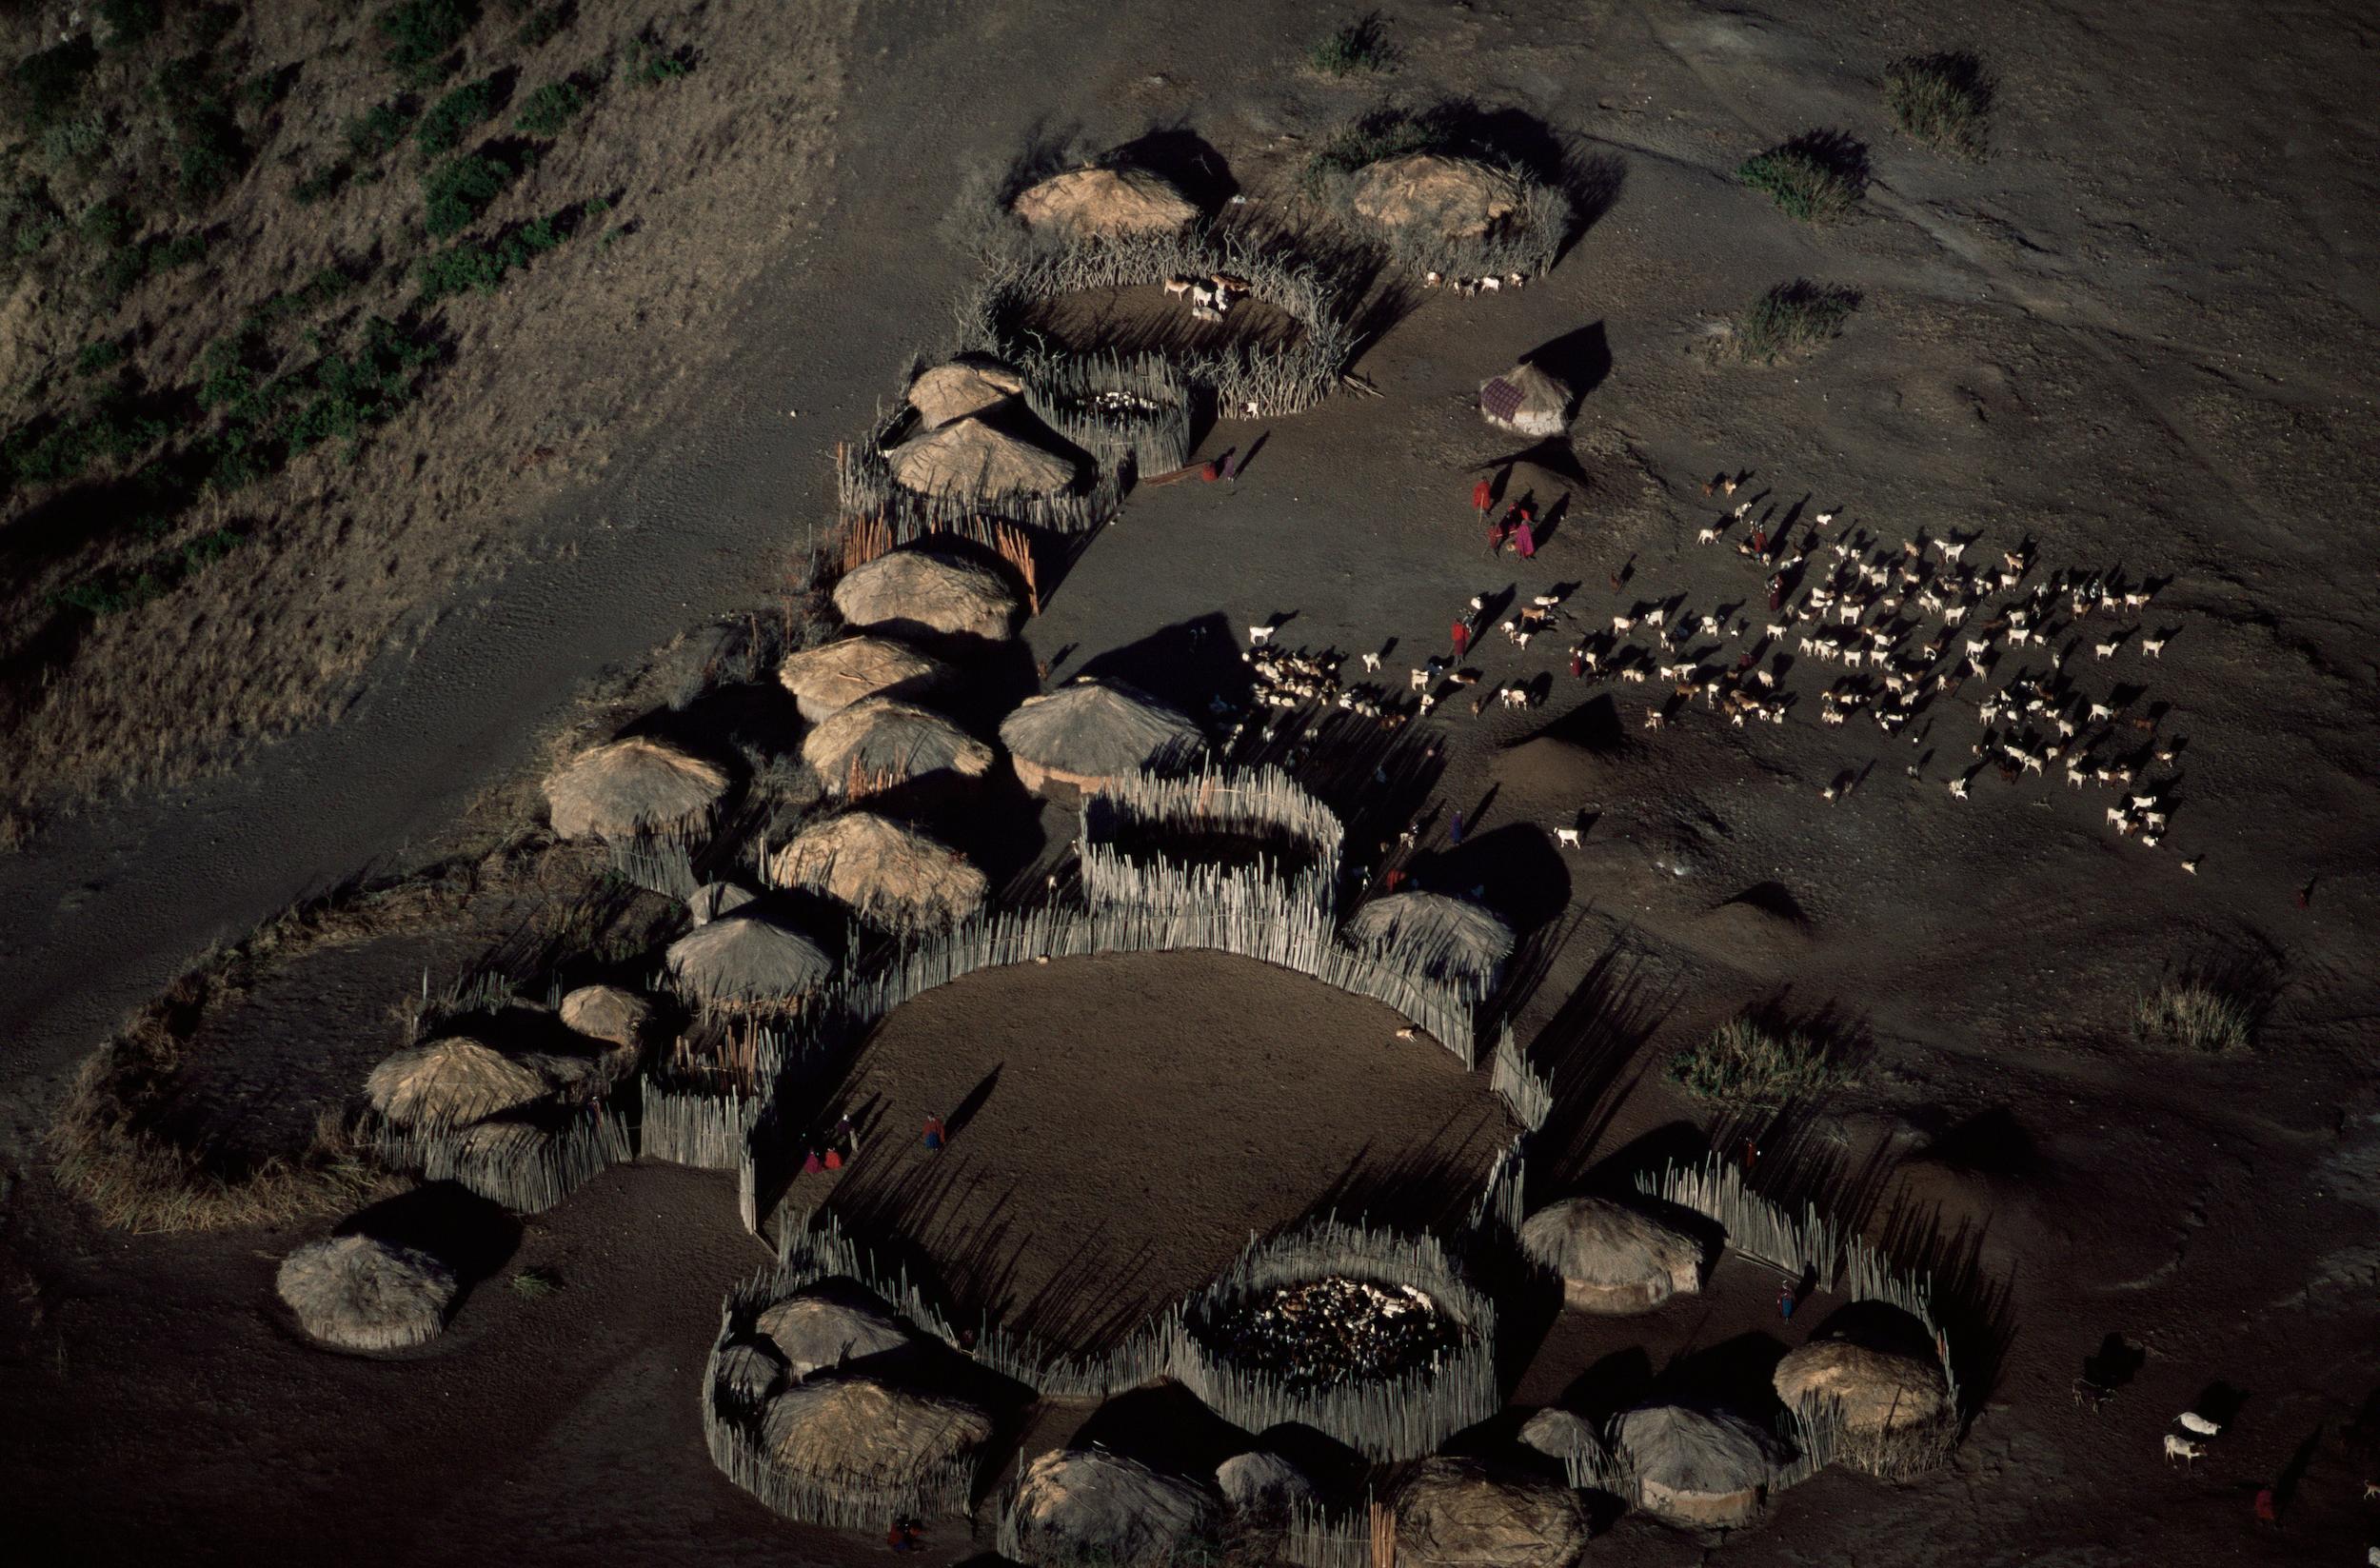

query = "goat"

[1612,615,1636,634]
[2163,1435,2205,1467]
[1554,826,1581,848]
[1814,509,1835,526]
[2089,702,2113,722]
[1644,708,1665,730]
[1162,275,1198,298]
[1360,652,1382,673]
[1499,685,1531,709]
[1948,777,1969,800]
[1645,607,1668,627]
[2142,637,2165,659]
[1409,666,1431,691]
[1423,269,1443,288]
[1697,526,1719,546]
[1478,274,1502,292]
[1248,625,1274,646]
[2094,641,2118,660]
[1766,623,1789,639]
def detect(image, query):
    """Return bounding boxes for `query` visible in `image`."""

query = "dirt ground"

[4,0,2380,1564]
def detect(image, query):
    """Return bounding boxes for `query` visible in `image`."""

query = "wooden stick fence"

[1486,1024,1553,1132]
[1081,764,1344,919]
[1016,349,1196,478]
[373,1101,634,1214]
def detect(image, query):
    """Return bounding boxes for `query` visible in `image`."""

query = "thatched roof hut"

[1612,1403,1790,1527]
[777,635,947,723]
[761,1374,995,1491]
[1478,362,1575,439]
[543,735,728,842]
[665,915,834,1007]
[1012,165,1198,237]
[1772,1340,1950,1435]
[716,1338,787,1408]
[1391,1458,1589,1568]
[1007,1450,1223,1568]
[366,1037,549,1130]
[1518,1407,1602,1465]
[1350,154,1522,239]
[908,354,1028,428]
[1215,1451,1317,1518]
[688,882,756,925]
[999,678,1205,797]
[1518,1196,1704,1314]
[833,549,1021,643]
[802,698,997,800]
[277,1234,458,1351]
[756,1283,913,1379]
[766,811,988,930]
[887,412,1080,499]
[1342,890,1516,986]
[559,984,651,1053]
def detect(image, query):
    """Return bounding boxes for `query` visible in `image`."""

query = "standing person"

[1514,511,1537,560]
[1472,476,1493,524]
[802,1145,824,1175]
[1778,1281,1797,1321]
[1451,619,1472,659]
[1767,572,1785,613]
[2252,1487,2278,1529]
[1569,649,1585,679]
[1449,809,1465,846]
[922,1114,947,1152]
[1486,511,1509,554]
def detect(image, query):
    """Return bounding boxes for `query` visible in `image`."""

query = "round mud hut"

[1772,1339,1951,1438]
[1518,1196,1705,1315]
[1391,1458,1590,1568]
[1342,890,1516,988]
[802,698,998,800]
[277,1234,458,1352]
[1613,1402,1790,1528]
[1011,165,1198,237]
[778,635,947,723]
[766,811,988,930]
[886,412,1080,500]
[755,1282,914,1380]
[1350,153,1522,241]
[543,735,728,842]
[832,549,1021,643]
[907,354,1029,428]
[1005,1449,1223,1568]
[366,1037,550,1130]
[1478,361,1575,439]
[760,1374,994,1495]
[665,914,834,1009]
[998,678,1205,798]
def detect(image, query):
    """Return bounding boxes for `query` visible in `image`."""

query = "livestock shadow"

[2081,1333,2146,1393]
[1912,1106,2045,1179]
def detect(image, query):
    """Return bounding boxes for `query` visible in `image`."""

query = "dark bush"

[416,76,497,156]
[346,100,418,161]
[99,0,167,49]
[512,80,585,137]
[379,0,481,83]
[423,150,512,235]
[12,37,99,132]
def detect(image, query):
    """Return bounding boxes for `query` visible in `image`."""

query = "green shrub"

[1732,280,1856,363]
[293,163,351,206]
[241,65,298,112]
[1884,51,1993,158]
[39,111,109,167]
[1308,12,1398,76]
[1303,105,1448,189]
[507,1267,560,1299]
[52,528,243,619]
[11,37,99,133]
[153,60,248,203]
[79,202,136,248]
[74,339,129,376]
[1669,1014,1850,1110]
[346,100,418,161]
[415,208,568,302]
[423,151,512,235]
[626,37,691,87]
[512,80,585,137]
[99,0,167,49]
[378,0,481,84]
[415,76,496,156]
[150,231,205,269]
[1736,142,1860,222]
[2134,981,2255,1054]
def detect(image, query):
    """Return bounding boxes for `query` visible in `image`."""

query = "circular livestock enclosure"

[1080,764,1345,918]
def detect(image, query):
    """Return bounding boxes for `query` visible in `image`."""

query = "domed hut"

[543,735,728,842]
[1006,1449,1223,1568]
[1518,1407,1602,1466]
[833,549,1021,643]
[1612,1402,1790,1527]
[665,915,834,1008]
[1012,165,1198,237]
[1772,1340,1951,1437]
[1350,154,1522,241]
[687,882,756,925]
[558,984,651,1078]
[366,1037,549,1130]
[1391,1458,1589,1568]
[999,678,1205,798]
[755,1282,913,1380]
[802,698,997,800]
[277,1234,458,1352]
[1342,890,1516,988]
[715,1338,787,1409]
[1519,1196,1705,1314]
[778,635,947,723]
[1214,1451,1317,1519]
[886,412,1080,500]
[766,811,988,930]
[1478,361,1575,439]
[761,1374,995,1495]
[908,354,1028,428]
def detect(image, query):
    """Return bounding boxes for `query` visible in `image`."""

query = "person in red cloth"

[1569,649,1585,679]
[1472,476,1493,522]
[1486,512,1508,554]
[1514,512,1537,560]
[922,1114,947,1152]
[1451,619,1471,658]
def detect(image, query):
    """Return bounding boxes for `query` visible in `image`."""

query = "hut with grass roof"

[1004,1449,1224,1568]
[908,354,1029,428]
[1214,1451,1317,1519]
[1478,361,1576,439]
[666,914,835,1009]
[766,811,988,930]
[886,412,1081,500]
[833,549,1021,643]
[1518,1407,1603,1466]
[756,1281,914,1380]
[1011,164,1198,237]
[277,1233,459,1352]
[1773,1339,1951,1438]
[716,1338,788,1410]
[760,1373,994,1494]
[366,1037,549,1130]
[999,678,1205,798]
[1350,153,1522,240]
[688,882,756,925]
[543,735,729,842]
[1613,1402,1790,1527]
[1342,890,1517,988]
[802,698,998,800]
[1519,1195,1705,1314]
[778,635,947,723]
[1391,1458,1589,1568]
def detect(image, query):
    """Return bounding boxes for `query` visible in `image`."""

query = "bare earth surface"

[3,2,2379,1566]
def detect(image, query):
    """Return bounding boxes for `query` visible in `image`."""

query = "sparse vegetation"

[415,75,499,156]
[509,1266,563,1299]
[379,0,482,85]
[1670,1014,1850,1109]
[1736,138,1863,223]
[626,34,692,87]
[415,208,572,303]
[1885,50,1993,159]
[2134,980,2256,1054]
[347,99,420,161]
[1307,12,1398,77]
[1732,280,1858,364]
[424,149,516,235]
[513,79,588,137]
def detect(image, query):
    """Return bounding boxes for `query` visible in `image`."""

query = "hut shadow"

[1106,125,1239,212]
[1911,1105,2045,1179]
[1255,1422,1369,1502]
[1519,692,1630,756]
[2080,1333,2146,1394]
[339,1181,521,1297]
[1652,1330,1792,1423]
[1070,1380,1249,1477]
[1865,1189,2019,1421]
[1295,1109,1516,1237]
[1561,1347,1656,1426]
[1521,323,1611,405]
[1074,611,1253,720]
[1407,823,1572,947]
[1807,1300,1937,1358]
[1525,939,1680,1196]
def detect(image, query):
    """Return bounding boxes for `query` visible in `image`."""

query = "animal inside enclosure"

[1011,284,1311,361]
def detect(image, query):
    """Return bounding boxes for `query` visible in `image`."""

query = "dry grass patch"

[1669,1013,1850,1111]
[1884,51,1993,159]
[1730,280,1858,364]
[2134,980,2256,1054]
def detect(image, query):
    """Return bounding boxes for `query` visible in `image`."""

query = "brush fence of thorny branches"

[1081,764,1345,919]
